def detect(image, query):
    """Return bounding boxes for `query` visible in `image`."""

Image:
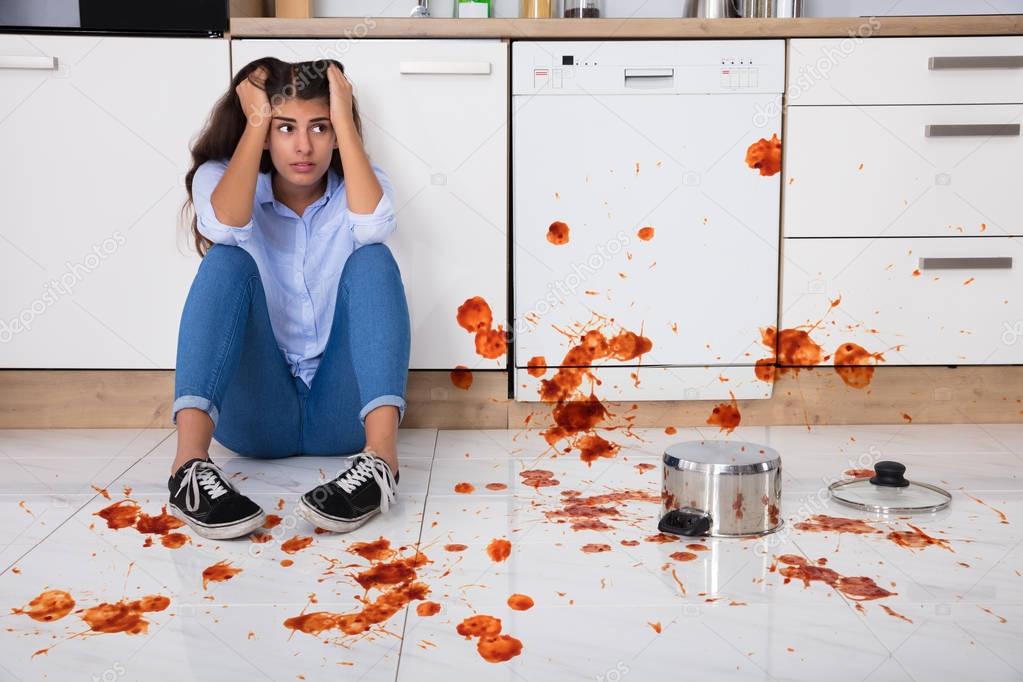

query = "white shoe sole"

[168,504,266,540]
[295,497,377,534]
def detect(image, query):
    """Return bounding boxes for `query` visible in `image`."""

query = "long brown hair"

[180,57,363,257]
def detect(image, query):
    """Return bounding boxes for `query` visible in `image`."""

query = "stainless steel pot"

[681,0,740,18]
[659,440,782,537]
[736,0,802,17]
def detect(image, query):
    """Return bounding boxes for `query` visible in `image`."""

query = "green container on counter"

[457,0,491,17]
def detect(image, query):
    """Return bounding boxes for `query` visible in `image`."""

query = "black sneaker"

[168,457,266,540]
[296,451,398,533]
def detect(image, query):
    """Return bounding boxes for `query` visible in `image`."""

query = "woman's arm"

[326,63,383,214]
[210,67,271,227]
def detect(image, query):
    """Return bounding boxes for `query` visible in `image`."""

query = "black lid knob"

[870,461,910,488]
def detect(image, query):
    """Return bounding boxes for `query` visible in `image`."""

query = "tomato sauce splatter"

[880,604,913,623]
[454,482,475,494]
[444,544,468,552]
[706,391,741,434]
[416,601,441,617]
[581,543,612,553]
[745,133,782,177]
[888,524,954,552]
[637,226,655,241]
[90,485,111,500]
[776,554,895,601]
[833,342,885,389]
[664,426,677,435]
[545,489,659,531]
[450,366,473,390]
[94,500,141,530]
[794,515,881,535]
[79,595,170,635]
[202,561,242,589]
[648,621,662,633]
[507,594,534,611]
[527,356,547,378]
[282,536,314,554]
[160,533,190,549]
[457,296,507,361]
[519,469,560,489]
[843,469,875,479]
[962,492,1009,524]
[485,483,508,491]
[262,514,282,529]
[487,538,512,562]
[12,590,75,622]
[456,615,523,664]
[547,221,570,245]
[670,551,698,562]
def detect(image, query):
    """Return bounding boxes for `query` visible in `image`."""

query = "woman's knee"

[341,243,399,283]
[200,244,259,279]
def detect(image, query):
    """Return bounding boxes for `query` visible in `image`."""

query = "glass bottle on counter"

[520,0,552,18]
[457,0,491,17]
[564,0,600,17]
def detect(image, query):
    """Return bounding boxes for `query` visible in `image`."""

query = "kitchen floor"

[0,424,1021,681]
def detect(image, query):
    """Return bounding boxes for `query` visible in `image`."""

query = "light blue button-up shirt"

[191,159,397,388]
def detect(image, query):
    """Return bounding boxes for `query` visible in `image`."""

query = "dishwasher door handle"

[919,256,1013,270]
[0,55,58,70]
[925,123,1021,137]
[624,67,674,88]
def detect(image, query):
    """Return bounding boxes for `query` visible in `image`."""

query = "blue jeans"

[172,243,411,459]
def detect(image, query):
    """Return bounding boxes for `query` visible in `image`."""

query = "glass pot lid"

[828,461,951,514]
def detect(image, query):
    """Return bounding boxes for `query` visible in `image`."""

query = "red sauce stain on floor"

[833,342,885,389]
[457,615,523,664]
[794,515,881,535]
[94,500,141,530]
[745,133,782,177]
[12,590,75,622]
[454,482,475,494]
[450,366,473,390]
[637,226,655,241]
[79,595,170,635]
[416,601,441,617]
[507,594,534,611]
[350,537,397,562]
[706,391,741,434]
[444,544,468,552]
[880,604,913,623]
[90,485,111,500]
[980,606,1008,624]
[487,538,512,562]
[843,469,875,479]
[262,514,282,529]
[645,533,680,544]
[527,356,548,378]
[160,533,190,549]
[635,463,656,475]
[202,561,242,590]
[962,492,1010,524]
[776,554,895,601]
[135,506,185,535]
[686,543,709,552]
[519,469,560,489]
[888,524,954,552]
[581,543,612,553]
[485,482,508,491]
[648,621,662,633]
[457,296,507,360]
[286,581,430,637]
[670,551,698,562]
[547,221,570,245]
[545,489,660,532]
[281,536,314,554]
[280,559,294,567]
[621,539,640,547]
[576,432,621,464]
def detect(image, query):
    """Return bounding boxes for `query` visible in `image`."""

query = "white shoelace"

[333,452,398,515]
[176,460,235,513]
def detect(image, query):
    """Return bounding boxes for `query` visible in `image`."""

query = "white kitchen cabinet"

[231,39,509,371]
[0,34,227,368]
[784,104,1023,238]
[781,237,1023,365]
[788,37,1023,106]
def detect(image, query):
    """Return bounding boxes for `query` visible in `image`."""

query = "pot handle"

[658,507,713,537]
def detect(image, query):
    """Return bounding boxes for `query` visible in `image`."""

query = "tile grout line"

[0,429,177,576]
[390,428,440,682]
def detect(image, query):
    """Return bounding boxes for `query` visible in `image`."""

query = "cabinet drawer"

[784,104,1023,238]
[789,37,1023,105]
[781,237,1023,365]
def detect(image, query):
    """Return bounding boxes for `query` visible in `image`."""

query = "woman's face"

[264,97,336,189]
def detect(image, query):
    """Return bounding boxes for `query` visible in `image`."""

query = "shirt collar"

[257,166,340,210]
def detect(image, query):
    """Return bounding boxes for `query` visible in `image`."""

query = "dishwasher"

[512,40,785,403]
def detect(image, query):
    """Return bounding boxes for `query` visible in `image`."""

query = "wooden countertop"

[230,15,1023,39]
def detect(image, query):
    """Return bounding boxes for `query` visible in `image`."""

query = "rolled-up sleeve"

[192,159,254,246]
[348,163,397,247]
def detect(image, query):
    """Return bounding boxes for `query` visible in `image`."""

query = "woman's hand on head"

[326,63,355,130]
[236,66,272,131]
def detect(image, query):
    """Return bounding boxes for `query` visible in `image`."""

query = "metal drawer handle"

[624,67,675,79]
[929,55,1023,70]
[399,61,491,75]
[919,257,1013,270]
[0,55,58,70]
[925,123,1020,137]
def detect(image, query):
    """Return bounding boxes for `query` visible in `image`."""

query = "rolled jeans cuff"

[359,394,406,427]
[172,395,220,428]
